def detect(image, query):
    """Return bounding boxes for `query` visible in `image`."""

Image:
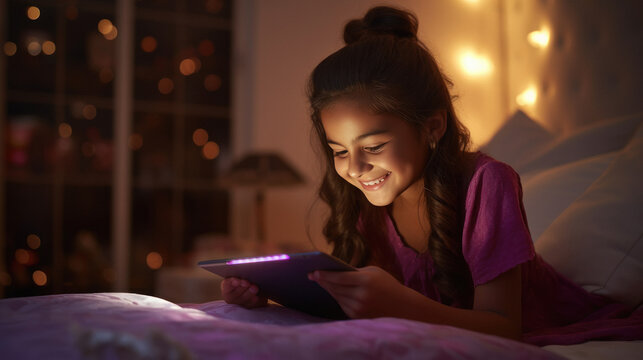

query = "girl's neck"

[390,179,431,253]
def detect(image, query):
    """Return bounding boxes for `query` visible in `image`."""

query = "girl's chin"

[362,193,395,207]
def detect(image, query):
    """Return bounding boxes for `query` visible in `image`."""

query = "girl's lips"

[359,172,390,191]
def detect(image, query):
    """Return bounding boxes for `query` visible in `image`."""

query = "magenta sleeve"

[462,160,535,287]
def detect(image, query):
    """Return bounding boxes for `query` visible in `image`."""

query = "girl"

[221,6,642,345]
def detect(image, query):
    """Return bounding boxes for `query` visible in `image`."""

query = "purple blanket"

[0,293,564,359]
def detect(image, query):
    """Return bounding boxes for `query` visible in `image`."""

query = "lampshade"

[218,152,305,188]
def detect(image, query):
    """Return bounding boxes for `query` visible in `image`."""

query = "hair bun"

[343,6,418,45]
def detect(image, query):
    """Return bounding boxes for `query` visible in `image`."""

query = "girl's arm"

[310,264,522,340]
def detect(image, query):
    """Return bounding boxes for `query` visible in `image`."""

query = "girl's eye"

[364,143,386,153]
[333,150,348,157]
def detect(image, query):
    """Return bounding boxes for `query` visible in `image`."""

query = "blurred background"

[2,0,616,302]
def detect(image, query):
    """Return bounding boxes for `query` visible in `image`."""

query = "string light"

[141,36,157,53]
[3,41,17,56]
[82,104,97,120]
[158,77,174,94]
[202,141,220,159]
[58,123,72,138]
[146,252,163,270]
[179,58,197,76]
[192,128,209,146]
[42,41,56,55]
[27,234,41,249]
[516,86,538,106]
[459,50,493,76]
[33,270,47,286]
[27,41,42,56]
[98,19,113,35]
[528,28,550,48]
[27,6,40,20]
[204,74,222,92]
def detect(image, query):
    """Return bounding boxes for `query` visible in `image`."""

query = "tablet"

[198,251,355,319]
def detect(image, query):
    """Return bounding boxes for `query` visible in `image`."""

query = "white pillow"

[519,113,642,176]
[480,110,554,172]
[535,122,643,308]
[522,152,618,241]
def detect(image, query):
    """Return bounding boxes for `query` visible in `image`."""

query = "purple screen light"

[227,254,290,265]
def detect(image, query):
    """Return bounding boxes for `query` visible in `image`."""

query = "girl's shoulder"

[465,152,523,201]
[470,151,520,183]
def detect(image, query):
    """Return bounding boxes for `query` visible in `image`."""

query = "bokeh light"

[3,41,17,56]
[104,26,118,40]
[516,86,538,106]
[27,234,41,250]
[528,29,550,48]
[15,249,30,265]
[58,123,72,138]
[204,74,222,92]
[33,270,47,286]
[129,133,144,150]
[146,252,163,270]
[141,36,157,53]
[198,40,215,57]
[459,50,493,76]
[158,77,174,94]
[27,6,40,20]
[27,41,42,56]
[202,141,220,160]
[192,128,209,146]
[82,104,97,120]
[179,58,197,76]
[98,19,114,35]
[42,41,56,55]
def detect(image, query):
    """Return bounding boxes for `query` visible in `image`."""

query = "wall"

[232,0,507,250]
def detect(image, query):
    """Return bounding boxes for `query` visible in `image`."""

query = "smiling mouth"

[359,172,391,187]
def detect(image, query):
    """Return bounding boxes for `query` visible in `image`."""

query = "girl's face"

[321,101,430,206]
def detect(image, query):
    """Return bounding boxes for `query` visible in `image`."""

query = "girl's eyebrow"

[327,129,389,145]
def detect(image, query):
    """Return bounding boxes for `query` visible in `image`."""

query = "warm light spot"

[81,142,95,157]
[129,133,143,150]
[204,74,222,92]
[158,77,174,94]
[27,6,40,20]
[146,252,163,270]
[198,40,215,57]
[459,51,493,76]
[192,128,209,146]
[179,58,197,76]
[98,19,114,35]
[192,57,202,72]
[33,270,47,286]
[99,68,114,83]
[27,234,41,249]
[202,141,220,159]
[82,104,97,120]
[15,249,30,265]
[104,26,118,40]
[516,86,538,106]
[205,0,224,13]
[141,36,157,53]
[0,272,11,286]
[42,40,56,55]
[58,123,72,138]
[528,28,550,48]
[27,41,42,56]
[65,6,79,20]
[3,41,17,56]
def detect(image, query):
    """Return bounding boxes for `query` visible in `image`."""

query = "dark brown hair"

[307,6,473,307]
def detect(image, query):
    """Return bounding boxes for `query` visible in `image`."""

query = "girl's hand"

[308,266,409,318]
[220,277,268,308]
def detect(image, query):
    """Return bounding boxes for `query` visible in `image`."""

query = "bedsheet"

[0,292,566,360]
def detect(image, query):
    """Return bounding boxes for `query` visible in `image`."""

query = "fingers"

[221,277,266,308]
[308,270,362,286]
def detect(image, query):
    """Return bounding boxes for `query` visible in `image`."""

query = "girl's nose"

[347,153,371,178]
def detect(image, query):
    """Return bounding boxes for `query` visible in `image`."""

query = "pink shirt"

[377,153,642,345]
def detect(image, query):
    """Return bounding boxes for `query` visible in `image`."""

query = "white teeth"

[363,173,389,186]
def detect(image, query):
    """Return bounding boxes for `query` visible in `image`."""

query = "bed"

[2,1,642,359]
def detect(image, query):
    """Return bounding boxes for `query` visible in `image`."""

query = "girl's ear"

[424,110,447,143]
